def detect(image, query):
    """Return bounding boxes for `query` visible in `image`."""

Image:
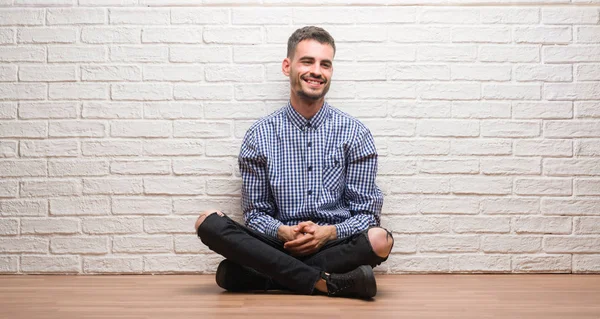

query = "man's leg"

[195,211,321,294]
[301,227,394,274]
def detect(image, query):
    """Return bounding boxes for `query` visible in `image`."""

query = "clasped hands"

[277,221,337,257]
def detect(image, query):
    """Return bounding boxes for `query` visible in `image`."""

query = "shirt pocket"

[322,152,345,194]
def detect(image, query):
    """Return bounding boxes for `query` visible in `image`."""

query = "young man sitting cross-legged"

[194,26,394,299]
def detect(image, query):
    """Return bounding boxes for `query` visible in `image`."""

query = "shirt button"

[306,122,312,128]
[307,166,312,172]
[307,142,312,147]
[307,190,312,195]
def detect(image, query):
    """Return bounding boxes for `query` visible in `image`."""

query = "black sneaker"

[215,259,274,292]
[323,265,377,299]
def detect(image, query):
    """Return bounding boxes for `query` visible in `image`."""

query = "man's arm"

[334,127,383,239]
[239,130,283,238]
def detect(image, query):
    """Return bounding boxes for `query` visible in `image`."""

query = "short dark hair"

[287,26,336,59]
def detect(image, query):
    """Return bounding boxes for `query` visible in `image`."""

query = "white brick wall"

[0,1,599,275]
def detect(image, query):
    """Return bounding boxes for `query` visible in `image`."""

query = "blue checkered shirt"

[239,101,383,239]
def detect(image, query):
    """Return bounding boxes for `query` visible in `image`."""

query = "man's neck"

[289,94,325,120]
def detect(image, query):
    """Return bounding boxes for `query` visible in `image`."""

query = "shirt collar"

[285,101,330,130]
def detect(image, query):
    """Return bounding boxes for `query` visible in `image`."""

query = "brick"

[110,46,167,62]
[144,177,204,195]
[544,236,600,253]
[173,121,230,138]
[388,255,449,273]
[0,159,46,177]
[420,197,479,214]
[203,27,261,44]
[420,159,478,174]
[82,27,140,44]
[113,235,172,253]
[514,139,572,157]
[389,178,450,194]
[0,256,18,273]
[292,7,356,24]
[390,26,450,43]
[545,83,600,100]
[143,65,203,82]
[49,121,105,138]
[204,102,264,119]
[0,84,46,100]
[481,121,540,137]
[480,46,539,63]
[0,199,47,217]
[513,101,572,119]
[47,8,106,25]
[515,178,572,195]
[171,8,229,24]
[513,216,572,234]
[420,8,480,24]
[575,179,600,195]
[544,46,600,63]
[174,235,211,254]
[48,159,109,176]
[50,197,109,216]
[575,64,600,82]
[419,235,480,253]
[144,216,193,234]
[83,178,142,195]
[110,120,171,138]
[0,65,16,81]
[452,216,510,233]
[451,177,512,195]
[0,237,47,253]
[17,28,76,44]
[352,45,416,62]
[483,84,541,100]
[0,140,17,158]
[82,65,141,82]
[205,140,240,157]
[14,0,73,5]
[388,64,449,81]
[82,102,142,119]
[48,46,106,62]
[49,83,107,100]
[19,102,78,119]
[481,8,539,24]
[0,103,16,120]
[205,178,241,196]
[577,26,600,43]
[84,257,143,273]
[170,46,230,63]
[205,64,265,83]
[378,159,417,176]
[82,217,142,234]
[481,158,541,175]
[232,8,291,25]
[576,139,600,156]
[0,47,45,62]
[142,27,202,44]
[451,101,511,119]
[390,101,450,119]
[175,84,233,101]
[418,45,477,62]
[482,235,542,253]
[0,9,44,26]
[110,8,169,25]
[21,256,79,274]
[111,159,170,175]
[358,7,417,24]
[515,65,572,82]
[450,255,511,273]
[325,26,388,43]
[144,255,222,273]
[0,180,17,198]
[51,236,108,254]
[452,27,511,43]
[388,139,449,156]
[573,255,600,273]
[173,196,242,215]
[514,26,571,44]
[0,218,18,235]
[361,120,415,137]
[576,101,600,118]
[545,158,600,176]
[143,140,203,156]
[112,83,171,101]
[542,198,600,215]
[542,7,599,24]
[451,64,510,81]
[20,140,78,158]
[418,120,478,137]
[21,218,79,235]
[82,140,141,156]
[513,255,571,273]
[574,217,600,234]
[544,121,600,138]
[173,158,233,176]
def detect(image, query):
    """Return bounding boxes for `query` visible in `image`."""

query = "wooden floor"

[1,274,599,319]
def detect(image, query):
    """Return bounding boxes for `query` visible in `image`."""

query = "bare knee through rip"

[194,210,224,232]
[367,227,393,258]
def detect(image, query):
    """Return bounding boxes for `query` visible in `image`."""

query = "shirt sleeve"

[334,127,383,239]
[239,129,283,238]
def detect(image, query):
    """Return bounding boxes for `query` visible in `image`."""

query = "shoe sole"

[215,259,229,290]
[359,265,377,298]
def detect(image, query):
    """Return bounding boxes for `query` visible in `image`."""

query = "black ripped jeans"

[197,213,393,295]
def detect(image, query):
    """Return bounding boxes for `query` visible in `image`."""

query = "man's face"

[283,39,334,102]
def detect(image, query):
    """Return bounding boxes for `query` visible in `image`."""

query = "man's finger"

[284,234,312,248]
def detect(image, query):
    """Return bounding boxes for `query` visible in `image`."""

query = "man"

[194,26,393,299]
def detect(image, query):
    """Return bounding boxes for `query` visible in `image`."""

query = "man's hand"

[283,221,337,256]
[277,225,303,242]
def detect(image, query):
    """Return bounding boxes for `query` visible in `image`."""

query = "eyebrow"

[298,56,333,64]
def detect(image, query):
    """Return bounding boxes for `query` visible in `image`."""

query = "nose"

[309,63,322,77]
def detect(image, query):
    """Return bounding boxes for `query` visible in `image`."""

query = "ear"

[282,57,291,77]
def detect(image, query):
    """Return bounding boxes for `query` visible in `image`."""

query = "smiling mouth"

[302,77,325,87]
